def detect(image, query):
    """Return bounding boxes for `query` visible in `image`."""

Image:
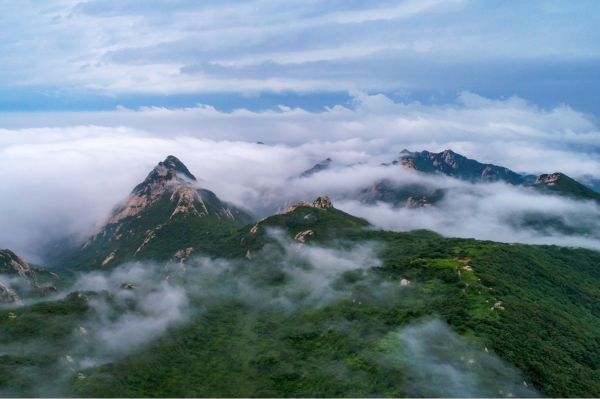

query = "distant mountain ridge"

[394,149,526,185]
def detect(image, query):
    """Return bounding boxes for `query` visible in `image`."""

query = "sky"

[1,0,600,260]
[1,0,599,113]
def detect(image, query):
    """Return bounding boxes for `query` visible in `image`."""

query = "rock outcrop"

[0,249,35,279]
[535,173,561,186]
[311,196,333,210]
[0,249,60,303]
[406,196,432,209]
[0,280,20,305]
[283,196,334,214]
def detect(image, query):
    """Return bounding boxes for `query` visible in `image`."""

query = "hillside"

[534,172,600,204]
[1,196,600,396]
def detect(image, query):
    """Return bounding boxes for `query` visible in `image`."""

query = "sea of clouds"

[1,92,599,260]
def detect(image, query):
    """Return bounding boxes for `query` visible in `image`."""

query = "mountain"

[0,249,60,302]
[299,158,332,178]
[394,149,526,185]
[355,149,525,209]
[54,156,256,271]
[534,172,600,204]
[255,149,600,213]
[5,156,600,398]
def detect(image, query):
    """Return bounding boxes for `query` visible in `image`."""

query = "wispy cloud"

[0,0,598,109]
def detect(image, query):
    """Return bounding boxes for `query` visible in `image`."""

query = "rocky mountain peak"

[76,156,256,268]
[312,196,333,210]
[161,155,196,181]
[535,173,562,186]
[103,156,200,226]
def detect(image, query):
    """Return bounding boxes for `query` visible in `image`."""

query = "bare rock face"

[283,201,311,214]
[0,280,20,305]
[169,185,207,219]
[535,173,561,186]
[283,197,335,214]
[401,158,417,170]
[0,249,35,279]
[406,196,432,209]
[0,249,60,303]
[294,230,315,243]
[103,155,200,227]
[311,196,333,210]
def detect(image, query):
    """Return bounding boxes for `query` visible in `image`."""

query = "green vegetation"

[53,190,254,273]
[534,172,600,204]
[4,195,600,397]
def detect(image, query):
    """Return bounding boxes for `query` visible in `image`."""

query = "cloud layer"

[1,0,599,112]
[1,92,599,260]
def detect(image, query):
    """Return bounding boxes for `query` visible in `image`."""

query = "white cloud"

[0,0,597,96]
[0,92,598,260]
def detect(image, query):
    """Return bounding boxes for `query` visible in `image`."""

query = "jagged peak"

[312,196,333,210]
[161,155,196,181]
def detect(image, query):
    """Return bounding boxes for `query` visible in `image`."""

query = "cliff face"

[0,249,60,304]
[0,249,35,279]
[0,280,20,305]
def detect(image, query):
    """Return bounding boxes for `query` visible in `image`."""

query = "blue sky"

[1,0,599,113]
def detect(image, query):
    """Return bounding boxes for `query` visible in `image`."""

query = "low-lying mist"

[388,319,539,398]
[0,230,540,397]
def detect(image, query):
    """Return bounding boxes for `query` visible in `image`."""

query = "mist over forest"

[2,0,600,397]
